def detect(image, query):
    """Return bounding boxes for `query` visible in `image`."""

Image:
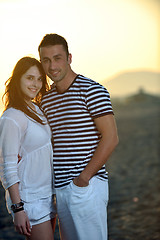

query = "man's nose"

[49,59,56,69]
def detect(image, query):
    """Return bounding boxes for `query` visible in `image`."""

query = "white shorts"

[6,193,57,226]
[23,195,57,226]
[55,176,109,240]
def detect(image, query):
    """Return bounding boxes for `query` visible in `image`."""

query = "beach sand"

[107,93,160,240]
[0,92,159,239]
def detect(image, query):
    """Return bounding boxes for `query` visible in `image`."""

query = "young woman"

[0,57,56,240]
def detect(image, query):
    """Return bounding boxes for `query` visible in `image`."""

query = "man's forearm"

[73,114,119,187]
[76,134,118,186]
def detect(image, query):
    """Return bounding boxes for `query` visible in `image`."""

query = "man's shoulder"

[77,74,95,83]
[76,75,105,90]
[76,74,100,87]
[41,88,55,101]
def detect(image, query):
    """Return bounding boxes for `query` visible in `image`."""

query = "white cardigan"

[0,106,54,204]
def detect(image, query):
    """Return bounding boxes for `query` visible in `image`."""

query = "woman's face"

[20,65,43,103]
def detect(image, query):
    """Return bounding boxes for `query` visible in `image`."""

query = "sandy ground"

[107,94,160,240]
[0,93,159,240]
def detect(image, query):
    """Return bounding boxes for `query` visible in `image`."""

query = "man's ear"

[68,53,72,64]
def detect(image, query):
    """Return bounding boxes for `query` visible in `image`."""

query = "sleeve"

[40,99,46,115]
[0,117,21,190]
[86,83,114,119]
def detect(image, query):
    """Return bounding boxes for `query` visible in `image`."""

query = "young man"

[38,34,119,240]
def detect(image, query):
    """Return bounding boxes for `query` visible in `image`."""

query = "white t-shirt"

[0,106,54,203]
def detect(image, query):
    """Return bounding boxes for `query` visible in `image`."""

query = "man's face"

[39,44,71,83]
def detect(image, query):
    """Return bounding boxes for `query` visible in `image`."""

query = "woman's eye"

[42,59,50,64]
[27,76,33,80]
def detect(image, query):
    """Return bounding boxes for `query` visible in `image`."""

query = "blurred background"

[0,0,159,239]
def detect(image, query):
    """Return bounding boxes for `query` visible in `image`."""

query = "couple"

[0,34,119,240]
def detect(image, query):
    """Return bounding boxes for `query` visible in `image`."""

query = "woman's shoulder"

[1,107,25,119]
[1,108,28,129]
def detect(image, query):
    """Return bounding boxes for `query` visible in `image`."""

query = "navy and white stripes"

[41,75,113,188]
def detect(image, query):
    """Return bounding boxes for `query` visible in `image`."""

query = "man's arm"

[73,114,119,187]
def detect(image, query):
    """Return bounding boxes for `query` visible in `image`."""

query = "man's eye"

[38,77,43,81]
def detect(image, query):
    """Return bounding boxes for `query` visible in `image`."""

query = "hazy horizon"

[1,68,160,116]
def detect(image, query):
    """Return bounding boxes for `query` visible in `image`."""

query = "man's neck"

[56,70,77,93]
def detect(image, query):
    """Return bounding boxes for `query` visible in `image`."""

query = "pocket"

[70,180,90,193]
[69,178,97,204]
[68,179,96,209]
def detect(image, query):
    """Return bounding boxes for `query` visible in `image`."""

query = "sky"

[0,0,160,112]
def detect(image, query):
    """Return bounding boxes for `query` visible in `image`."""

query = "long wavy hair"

[2,57,49,124]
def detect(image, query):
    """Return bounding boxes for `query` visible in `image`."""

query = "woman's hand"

[14,210,31,237]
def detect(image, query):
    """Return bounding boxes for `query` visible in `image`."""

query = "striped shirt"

[40,75,113,188]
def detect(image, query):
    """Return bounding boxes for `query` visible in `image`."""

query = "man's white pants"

[55,176,109,240]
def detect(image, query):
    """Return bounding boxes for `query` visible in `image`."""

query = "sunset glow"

[0,0,159,113]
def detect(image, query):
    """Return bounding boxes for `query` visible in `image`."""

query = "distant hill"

[102,70,160,97]
[110,90,160,120]
[125,88,160,103]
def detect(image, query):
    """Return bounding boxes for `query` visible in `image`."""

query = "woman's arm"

[8,183,31,236]
[0,116,31,236]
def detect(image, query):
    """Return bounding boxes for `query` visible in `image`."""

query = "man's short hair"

[38,34,69,57]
